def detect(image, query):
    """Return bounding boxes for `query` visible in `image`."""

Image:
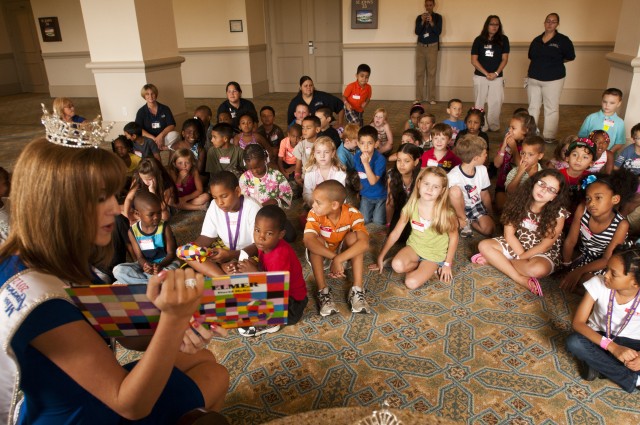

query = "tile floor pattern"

[1,93,637,424]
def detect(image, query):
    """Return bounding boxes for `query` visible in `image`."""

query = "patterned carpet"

[116,205,640,425]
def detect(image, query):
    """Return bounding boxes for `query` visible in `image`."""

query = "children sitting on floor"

[303,137,346,208]
[448,135,495,238]
[168,148,211,211]
[443,98,465,143]
[372,167,458,289]
[113,191,180,284]
[233,205,308,337]
[257,106,285,149]
[385,143,423,242]
[316,107,341,150]
[418,113,436,150]
[294,115,321,186]
[303,180,370,316]
[337,124,360,172]
[561,138,596,216]
[578,88,626,154]
[123,121,161,162]
[370,107,393,155]
[123,158,177,223]
[189,171,261,276]
[278,123,302,180]
[169,118,206,174]
[587,130,613,175]
[505,135,545,194]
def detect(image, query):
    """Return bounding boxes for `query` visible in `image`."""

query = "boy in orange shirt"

[342,64,372,127]
[303,180,370,316]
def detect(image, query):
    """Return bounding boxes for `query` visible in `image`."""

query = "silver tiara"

[40,103,114,148]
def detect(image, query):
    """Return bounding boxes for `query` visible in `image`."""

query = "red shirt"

[421,148,461,172]
[559,167,588,187]
[259,239,307,301]
[343,81,372,113]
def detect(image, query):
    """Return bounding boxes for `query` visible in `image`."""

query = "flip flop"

[527,277,544,297]
[471,253,486,265]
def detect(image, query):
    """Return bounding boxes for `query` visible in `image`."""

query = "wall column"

[79,0,186,133]
[606,0,640,139]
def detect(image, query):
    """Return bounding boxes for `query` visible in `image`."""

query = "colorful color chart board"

[65,272,289,337]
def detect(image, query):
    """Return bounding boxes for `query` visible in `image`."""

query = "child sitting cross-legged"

[448,135,495,238]
[113,191,180,284]
[371,167,458,289]
[189,171,261,276]
[231,205,309,337]
[505,135,546,194]
[475,169,570,296]
[303,180,370,316]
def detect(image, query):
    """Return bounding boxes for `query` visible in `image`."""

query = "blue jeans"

[359,196,386,225]
[566,332,640,393]
[113,261,180,284]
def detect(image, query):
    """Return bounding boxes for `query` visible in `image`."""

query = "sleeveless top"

[578,210,625,263]
[376,126,388,144]
[176,174,197,197]
[406,205,449,262]
[131,221,167,263]
[238,134,257,149]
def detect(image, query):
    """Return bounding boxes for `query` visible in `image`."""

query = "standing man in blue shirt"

[415,0,443,105]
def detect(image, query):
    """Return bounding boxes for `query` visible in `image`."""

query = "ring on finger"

[184,278,197,289]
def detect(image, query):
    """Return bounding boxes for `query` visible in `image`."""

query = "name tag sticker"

[427,158,439,167]
[411,220,425,232]
[485,50,494,58]
[423,33,429,38]
[580,222,593,239]
[320,226,332,238]
[220,156,231,164]
[305,147,312,155]
[358,171,367,180]
[151,122,161,129]
[603,119,615,131]
[352,94,361,100]
[139,239,155,251]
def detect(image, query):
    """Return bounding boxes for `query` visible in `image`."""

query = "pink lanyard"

[605,289,640,341]
[225,196,244,251]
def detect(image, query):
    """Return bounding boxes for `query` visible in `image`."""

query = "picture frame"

[351,0,378,29]
[38,17,62,42]
[229,20,243,33]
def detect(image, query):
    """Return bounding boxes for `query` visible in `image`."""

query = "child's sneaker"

[349,287,369,314]
[238,325,281,337]
[318,289,338,316]
[460,222,473,238]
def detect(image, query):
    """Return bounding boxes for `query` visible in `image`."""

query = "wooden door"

[267,0,342,93]
[3,0,49,93]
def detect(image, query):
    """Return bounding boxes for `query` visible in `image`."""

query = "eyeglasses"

[536,180,559,195]
[545,20,558,24]
[633,137,640,141]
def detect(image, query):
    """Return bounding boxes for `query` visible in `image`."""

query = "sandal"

[527,277,544,297]
[471,253,486,265]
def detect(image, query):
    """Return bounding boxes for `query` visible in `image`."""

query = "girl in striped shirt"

[561,168,638,292]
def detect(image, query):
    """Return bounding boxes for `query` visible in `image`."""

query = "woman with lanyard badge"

[471,15,510,132]
[567,247,640,392]
[526,13,575,143]
[0,136,228,423]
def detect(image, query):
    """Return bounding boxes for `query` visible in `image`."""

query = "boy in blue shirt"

[578,88,626,153]
[443,98,466,134]
[354,125,387,224]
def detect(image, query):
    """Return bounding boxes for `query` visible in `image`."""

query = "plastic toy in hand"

[176,243,214,263]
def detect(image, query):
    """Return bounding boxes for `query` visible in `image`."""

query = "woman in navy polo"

[216,81,258,128]
[287,76,344,128]
[471,15,510,133]
[135,83,177,150]
[526,13,575,142]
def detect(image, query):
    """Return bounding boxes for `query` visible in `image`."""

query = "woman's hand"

[180,322,228,354]
[147,269,202,321]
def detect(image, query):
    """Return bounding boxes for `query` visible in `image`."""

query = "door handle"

[308,41,315,55]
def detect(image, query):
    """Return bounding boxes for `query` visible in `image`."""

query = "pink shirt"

[278,137,297,165]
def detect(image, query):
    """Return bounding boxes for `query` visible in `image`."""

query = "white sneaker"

[460,223,473,238]
[238,325,281,337]
[349,287,369,314]
[318,289,338,316]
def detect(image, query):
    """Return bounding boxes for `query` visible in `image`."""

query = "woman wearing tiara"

[0,138,228,424]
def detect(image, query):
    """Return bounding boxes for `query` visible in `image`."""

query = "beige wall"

[0,4,20,95]
[342,0,621,104]
[19,0,625,105]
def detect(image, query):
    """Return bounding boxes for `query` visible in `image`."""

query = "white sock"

[352,286,363,292]
[636,376,640,387]
[319,287,329,295]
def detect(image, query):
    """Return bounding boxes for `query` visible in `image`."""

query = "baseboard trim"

[0,82,22,96]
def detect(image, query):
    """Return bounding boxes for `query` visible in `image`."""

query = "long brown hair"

[0,138,125,283]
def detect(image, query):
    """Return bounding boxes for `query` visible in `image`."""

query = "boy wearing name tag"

[112,191,179,284]
[354,125,387,225]
[293,115,321,186]
[233,205,309,336]
[579,88,626,154]
[190,171,261,277]
[421,123,461,172]
[342,64,371,127]
[206,123,244,180]
[304,180,370,316]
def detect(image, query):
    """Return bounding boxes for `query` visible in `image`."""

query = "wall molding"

[85,56,185,73]
[179,44,267,55]
[606,52,640,72]
[42,51,90,59]
[342,41,615,51]
[0,82,21,96]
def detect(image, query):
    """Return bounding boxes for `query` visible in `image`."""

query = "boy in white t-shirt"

[448,135,495,238]
[190,171,261,276]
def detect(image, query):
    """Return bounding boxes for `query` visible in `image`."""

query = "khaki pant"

[415,43,438,102]
[527,77,565,139]
[473,74,504,132]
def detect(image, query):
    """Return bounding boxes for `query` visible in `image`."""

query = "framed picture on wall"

[351,0,378,29]
[38,17,62,42]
